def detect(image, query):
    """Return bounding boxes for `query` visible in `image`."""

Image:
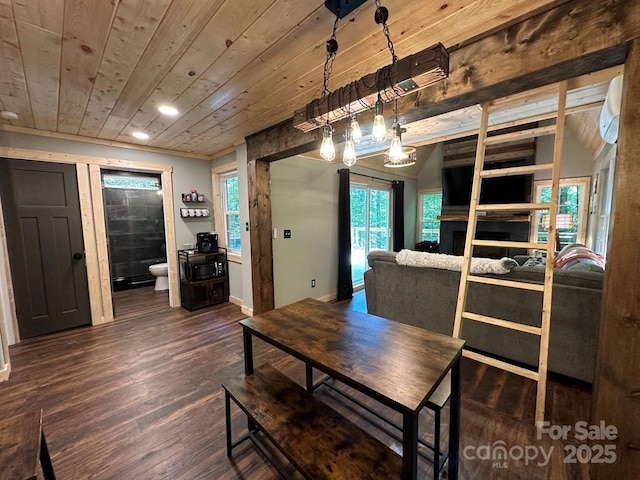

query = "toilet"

[149,263,169,291]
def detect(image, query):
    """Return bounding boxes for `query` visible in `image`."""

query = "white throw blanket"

[396,249,516,275]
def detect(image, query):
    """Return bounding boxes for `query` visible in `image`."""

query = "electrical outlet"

[284,229,292,239]
[311,279,316,288]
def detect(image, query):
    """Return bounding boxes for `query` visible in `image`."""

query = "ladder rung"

[480,164,553,178]
[483,125,557,145]
[476,203,549,212]
[462,350,540,381]
[462,311,542,335]
[467,275,545,292]
[472,240,547,249]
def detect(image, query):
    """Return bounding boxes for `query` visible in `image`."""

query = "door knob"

[73,252,85,260]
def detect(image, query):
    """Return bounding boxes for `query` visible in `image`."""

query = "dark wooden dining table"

[240,298,465,480]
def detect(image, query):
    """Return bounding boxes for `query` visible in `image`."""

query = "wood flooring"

[0,287,592,479]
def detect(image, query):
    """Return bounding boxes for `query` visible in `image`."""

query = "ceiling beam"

[246,0,637,163]
[293,43,449,132]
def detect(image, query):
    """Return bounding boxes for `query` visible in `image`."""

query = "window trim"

[529,176,591,248]
[212,166,242,263]
[416,188,443,244]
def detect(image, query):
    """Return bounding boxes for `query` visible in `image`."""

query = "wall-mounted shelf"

[182,192,206,203]
[180,208,210,218]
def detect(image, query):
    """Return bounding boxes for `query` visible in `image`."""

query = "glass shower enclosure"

[102,171,166,290]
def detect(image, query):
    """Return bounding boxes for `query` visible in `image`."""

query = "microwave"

[186,261,225,281]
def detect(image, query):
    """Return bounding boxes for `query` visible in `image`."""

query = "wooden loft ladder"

[452,82,568,425]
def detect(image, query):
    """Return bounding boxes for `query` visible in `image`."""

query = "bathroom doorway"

[101,170,169,315]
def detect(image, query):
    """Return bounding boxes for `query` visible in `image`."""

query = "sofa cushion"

[367,250,398,268]
[500,266,604,290]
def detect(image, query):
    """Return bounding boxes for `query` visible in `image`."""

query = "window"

[221,172,241,252]
[102,173,160,190]
[530,177,590,250]
[350,183,391,286]
[418,190,442,242]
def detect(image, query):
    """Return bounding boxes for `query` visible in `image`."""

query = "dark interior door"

[0,159,91,338]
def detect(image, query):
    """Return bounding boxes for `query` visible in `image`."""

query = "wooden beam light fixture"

[294,43,449,134]
[295,0,448,168]
[306,0,449,167]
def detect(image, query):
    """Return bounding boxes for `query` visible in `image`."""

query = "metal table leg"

[401,411,419,480]
[242,329,256,431]
[243,329,254,375]
[305,363,313,391]
[448,357,461,480]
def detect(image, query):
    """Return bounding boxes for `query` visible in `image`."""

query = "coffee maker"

[196,232,218,253]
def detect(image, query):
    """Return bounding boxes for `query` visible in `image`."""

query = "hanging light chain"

[322,12,340,101]
[375,0,398,64]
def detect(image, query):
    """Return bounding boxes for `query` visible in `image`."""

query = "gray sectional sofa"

[363,250,603,383]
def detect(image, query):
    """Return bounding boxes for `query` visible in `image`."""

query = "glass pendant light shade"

[343,125,357,167]
[388,123,404,163]
[350,115,362,144]
[371,96,386,143]
[320,124,336,161]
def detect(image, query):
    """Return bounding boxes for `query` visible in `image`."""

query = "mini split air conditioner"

[599,75,624,144]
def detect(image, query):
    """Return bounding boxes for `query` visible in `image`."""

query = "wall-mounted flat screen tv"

[442,160,533,207]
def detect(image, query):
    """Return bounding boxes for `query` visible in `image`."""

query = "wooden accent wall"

[591,41,640,478]
[247,159,274,315]
[443,125,537,167]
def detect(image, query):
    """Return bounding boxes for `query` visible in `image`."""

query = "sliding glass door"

[350,184,391,285]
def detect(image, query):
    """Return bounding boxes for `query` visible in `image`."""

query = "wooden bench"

[222,363,403,479]
[311,370,452,480]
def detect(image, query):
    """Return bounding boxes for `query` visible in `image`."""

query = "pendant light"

[318,13,339,162]
[371,94,386,143]
[343,123,356,166]
[350,115,362,144]
[387,99,403,163]
[320,123,336,161]
[388,123,404,163]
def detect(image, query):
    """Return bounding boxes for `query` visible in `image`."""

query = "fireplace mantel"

[439,219,531,258]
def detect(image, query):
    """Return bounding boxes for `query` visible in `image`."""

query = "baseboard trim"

[241,305,253,317]
[317,293,337,302]
[229,295,242,306]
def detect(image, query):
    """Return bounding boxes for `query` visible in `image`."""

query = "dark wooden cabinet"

[179,249,229,311]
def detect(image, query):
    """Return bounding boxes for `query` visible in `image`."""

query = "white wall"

[417,143,444,190]
[534,121,595,180]
[270,156,417,308]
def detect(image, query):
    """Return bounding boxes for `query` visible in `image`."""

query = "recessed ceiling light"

[132,131,149,140]
[0,111,18,120]
[158,105,179,116]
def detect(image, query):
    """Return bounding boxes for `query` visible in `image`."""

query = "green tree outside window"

[420,192,442,242]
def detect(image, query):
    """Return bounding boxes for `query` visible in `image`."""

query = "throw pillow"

[554,244,606,270]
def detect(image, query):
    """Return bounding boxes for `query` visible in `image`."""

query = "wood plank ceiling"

[0,0,600,159]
